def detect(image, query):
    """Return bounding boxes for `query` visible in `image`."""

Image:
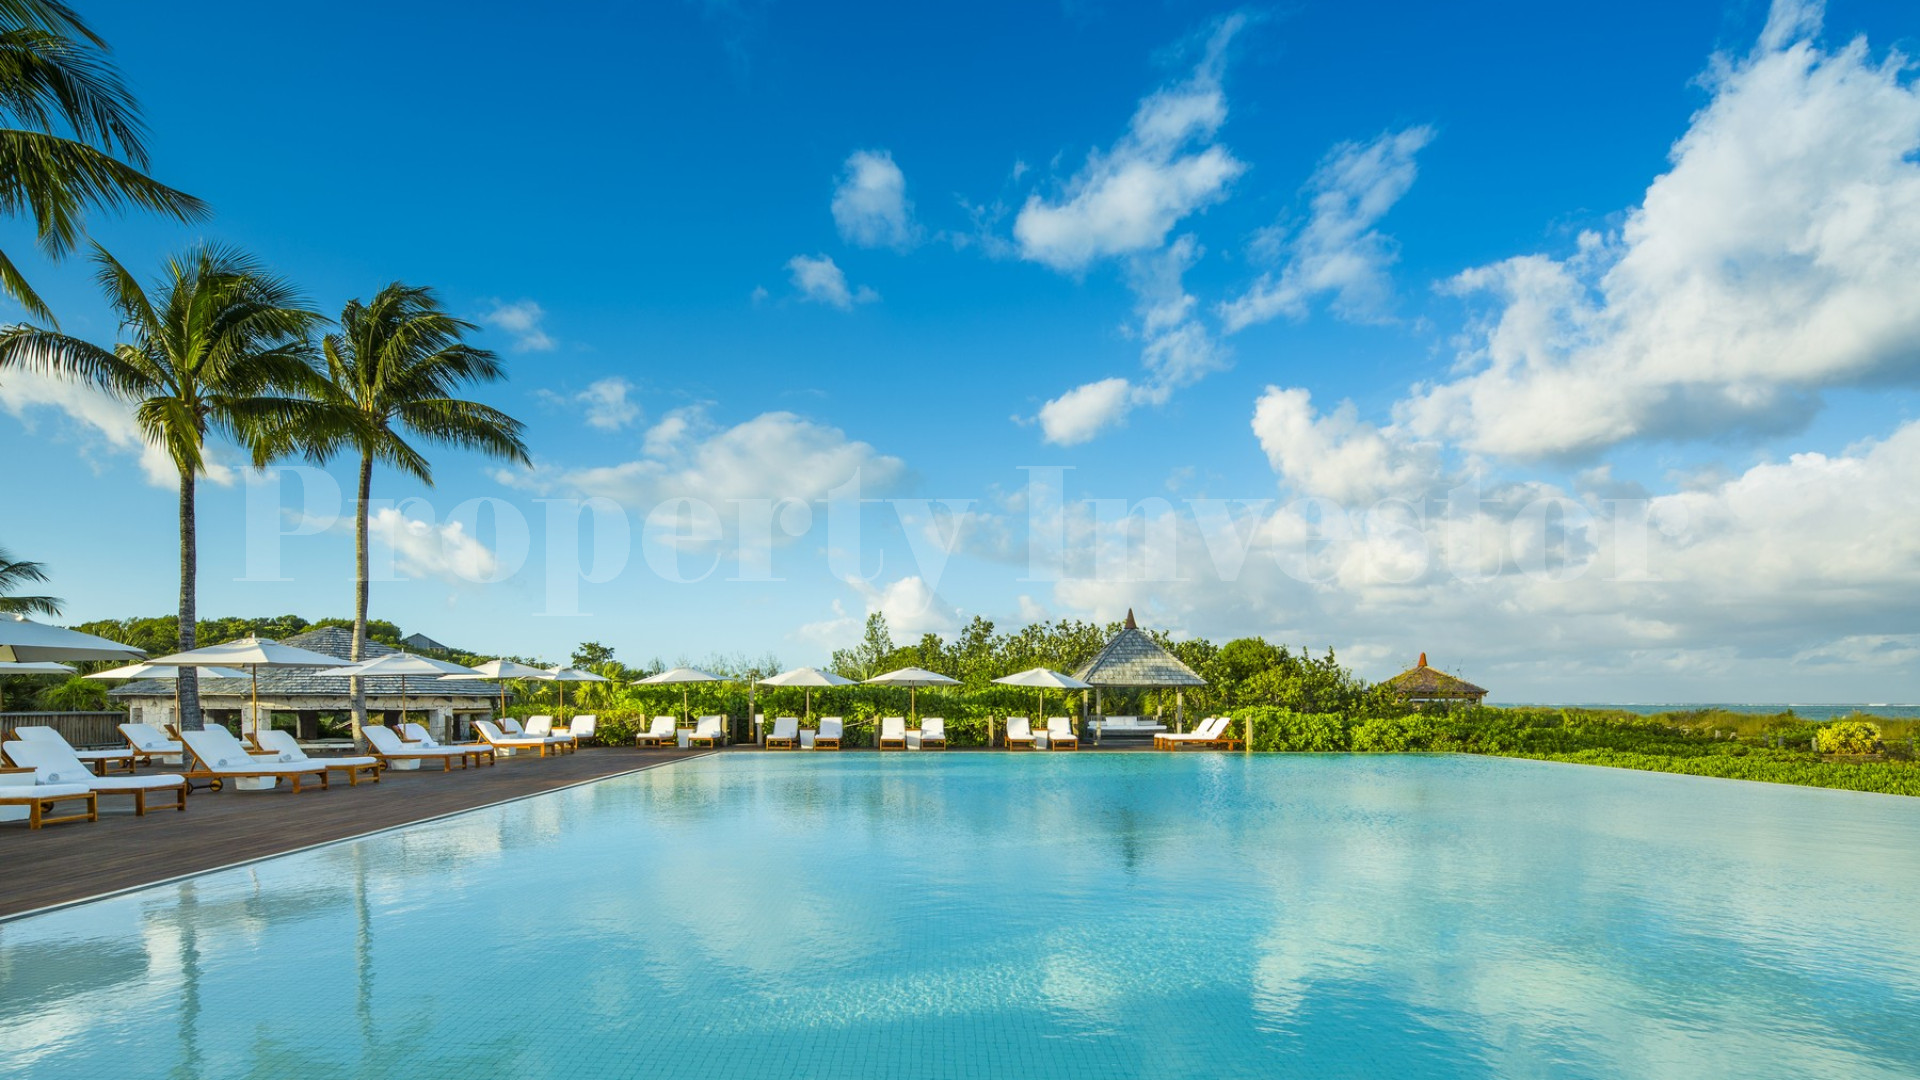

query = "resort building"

[1075,610,1208,742]
[1383,653,1489,706]
[109,626,506,740]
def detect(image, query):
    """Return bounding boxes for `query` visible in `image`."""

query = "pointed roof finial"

[1418,652,1428,668]
[1124,608,1137,630]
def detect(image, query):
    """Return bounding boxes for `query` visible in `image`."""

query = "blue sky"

[4,0,1919,702]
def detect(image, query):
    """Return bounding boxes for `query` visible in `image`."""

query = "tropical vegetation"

[0,543,59,614]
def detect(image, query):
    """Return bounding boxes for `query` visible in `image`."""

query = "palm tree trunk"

[177,466,201,731]
[350,453,372,746]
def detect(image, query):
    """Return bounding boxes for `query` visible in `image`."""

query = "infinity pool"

[3,755,1918,1079]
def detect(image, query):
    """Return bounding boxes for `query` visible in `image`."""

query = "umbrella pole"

[250,666,259,739]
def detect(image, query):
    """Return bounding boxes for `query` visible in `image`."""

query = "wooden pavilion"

[1073,610,1208,743]
[1383,653,1488,706]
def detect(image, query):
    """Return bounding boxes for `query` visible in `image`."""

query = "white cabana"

[0,614,145,663]
[864,666,960,724]
[637,666,725,723]
[757,666,856,722]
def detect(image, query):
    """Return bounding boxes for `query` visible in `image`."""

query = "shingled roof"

[1382,653,1487,701]
[109,626,505,700]
[1072,610,1207,688]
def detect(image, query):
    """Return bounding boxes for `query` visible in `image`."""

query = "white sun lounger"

[402,721,496,764]
[563,715,596,744]
[10,725,136,775]
[1154,716,1224,749]
[119,722,184,766]
[686,715,724,748]
[523,715,578,752]
[0,765,96,828]
[474,719,568,756]
[366,724,493,769]
[3,738,189,815]
[1004,717,1036,750]
[878,716,907,750]
[813,717,844,750]
[919,718,947,750]
[635,715,677,748]
[503,716,535,736]
[1046,717,1079,751]
[767,716,800,749]
[256,729,383,786]
[180,727,331,794]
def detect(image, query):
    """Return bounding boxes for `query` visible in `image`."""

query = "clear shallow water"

[3,755,1919,1080]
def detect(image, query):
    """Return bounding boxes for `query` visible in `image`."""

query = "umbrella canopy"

[0,660,75,675]
[146,636,353,731]
[439,658,549,717]
[864,666,959,723]
[543,666,610,718]
[638,666,724,723]
[0,614,146,663]
[993,667,1092,722]
[335,653,482,729]
[758,666,856,722]
[84,662,252,681]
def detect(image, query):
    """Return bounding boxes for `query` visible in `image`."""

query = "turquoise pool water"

[3,755,1918,1079]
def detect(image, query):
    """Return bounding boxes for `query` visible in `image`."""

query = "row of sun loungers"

[1,714,599,829]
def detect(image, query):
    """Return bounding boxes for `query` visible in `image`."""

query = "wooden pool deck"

[0,741,1172,920]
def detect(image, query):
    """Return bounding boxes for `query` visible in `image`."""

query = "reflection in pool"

[2,754,1917,1079]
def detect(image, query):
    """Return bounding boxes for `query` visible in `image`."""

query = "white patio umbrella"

[637,666,725,723]
[439,658,550,718]
[543,666,610,719]
[147,636,353,731]
[84,662,253,728]
[0,660,74,712]
[992,667,1092,721]
[336,652,481,729]
[758,666,856,722]
[0,613,146,663]
[865,666,960,725]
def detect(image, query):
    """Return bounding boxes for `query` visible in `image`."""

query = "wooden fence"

[0,711,127,749]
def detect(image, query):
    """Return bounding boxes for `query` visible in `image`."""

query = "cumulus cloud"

[482,300,556,352]
[799,575,960,649]
[1037,377,1135,446]
[0,367,235,488]
[1221,126,1434,330]
[832,150,918,249]
[1402,1,1920,459]
[1012,16,1246,272]
[367,507,501,582]
[787,254,879,310]
[576,376,639,431]
[1251,386,1441,505]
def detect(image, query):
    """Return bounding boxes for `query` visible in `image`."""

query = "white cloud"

[1221,126,1434,331]
[482,300,556,352]
[1402,1,1920,458]
[1037,377,1135,446]
[577,377,639,431]
[0,367,234,488]
[786,254,879,310]
[832,149,917,249]
[367,506,501,582]
[1012,17,1246,272]
[1251,386,1440,505]
[799,575,960,649]
[502,407,906,510]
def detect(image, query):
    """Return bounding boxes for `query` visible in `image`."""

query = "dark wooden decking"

[0,747,704,920]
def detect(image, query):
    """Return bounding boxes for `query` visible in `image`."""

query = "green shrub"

[1815,721,1880,755]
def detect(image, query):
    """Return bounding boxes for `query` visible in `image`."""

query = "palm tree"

[0,245,322,728]
[0,543,59,614]
[290,284,528,742]
[0,1,206,321]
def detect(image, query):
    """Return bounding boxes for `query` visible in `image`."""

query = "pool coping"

[0,752,713,925]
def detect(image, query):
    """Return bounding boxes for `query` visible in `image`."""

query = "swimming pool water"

[3,754,1918,1079]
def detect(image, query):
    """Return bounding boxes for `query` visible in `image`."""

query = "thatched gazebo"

[1073,610,1208,744]
[1383,653,1487,706]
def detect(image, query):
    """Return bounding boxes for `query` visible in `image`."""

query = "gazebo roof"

[1072,610,1207,688]
[1383,653,1487,699]
[109,626,504,700]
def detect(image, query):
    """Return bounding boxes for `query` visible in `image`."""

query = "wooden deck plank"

[0,747,706,920]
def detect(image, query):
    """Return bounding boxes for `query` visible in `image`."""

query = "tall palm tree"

[0,1,206,321]
[0,543,59,614]
[290,284,528,741]
[0,245,322,728]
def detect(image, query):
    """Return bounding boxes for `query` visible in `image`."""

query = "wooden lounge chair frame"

[812,718,843,750]
[686,717,724,748]
[1045,718,1079,751]
[6,728,137,776]
[0,766,98,829]
[919,719,947,751]
[1003,718,1037,750]
[369,725,494,770]
[181,733,330,794]
[473,721,561,757]
[635,716,677,748]
[877,717,908,751]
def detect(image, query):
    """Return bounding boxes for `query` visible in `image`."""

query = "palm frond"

[0,129,205,257]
